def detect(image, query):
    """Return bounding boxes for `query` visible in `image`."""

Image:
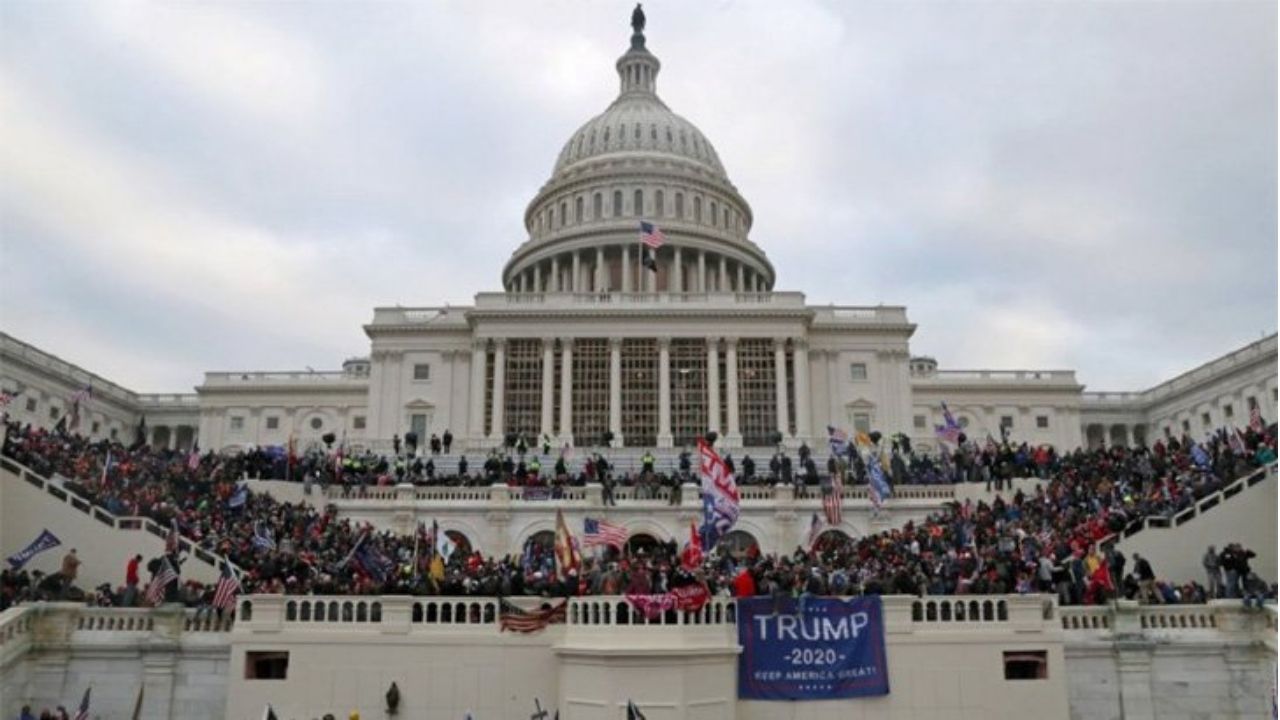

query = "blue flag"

[6,529,61,569]
[1191,443,1211,469]
[227,484,248,509]
[867,457,892,508]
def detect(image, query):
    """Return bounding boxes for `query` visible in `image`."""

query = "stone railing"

[0,456,240,577]
[0,606,36,667]
[1059,600,1275,646]
[1105,463,1274,542]
[472,291,809,310]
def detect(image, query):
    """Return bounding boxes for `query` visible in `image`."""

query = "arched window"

[655,190,665,217]
[634,123,641,140]
[723,207,729,228]
[633,189,643,217]
[575,196,584,223]
[613,190,623,217]
[559,202,567,228]
[650,124,657,141]
[675,192,684,219]
[589,130,596,149]
[694,196,702,223]
[720,530,758,558]
[603,126,610,143]
[710,201,718,226]
[548,206,555,228]
[593,193,603,220]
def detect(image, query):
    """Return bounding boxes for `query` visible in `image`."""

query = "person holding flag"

[553,508,580,584]
[680,520,703,571]
[211,561,241,618]
[697,437,740,550]
[935,402,963,445]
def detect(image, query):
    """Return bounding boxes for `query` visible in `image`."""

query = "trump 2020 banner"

[737,596,889,700]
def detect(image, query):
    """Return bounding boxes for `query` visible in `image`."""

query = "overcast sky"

[1,1,1275,393]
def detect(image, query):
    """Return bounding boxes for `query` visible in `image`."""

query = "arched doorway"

[625,533,663,557]
[719,530,759,559]
[522,531,555,574]
[811,529,855,556]
[444,530,472,558]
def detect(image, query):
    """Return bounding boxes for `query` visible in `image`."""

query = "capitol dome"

[502,13,774,295]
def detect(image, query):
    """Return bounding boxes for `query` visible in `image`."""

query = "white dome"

[552,95,727,178]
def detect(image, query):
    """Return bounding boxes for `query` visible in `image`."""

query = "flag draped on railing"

[498,599,567,633]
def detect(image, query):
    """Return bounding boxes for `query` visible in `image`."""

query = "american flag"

[807,512,824,549]
[212,562,241,611]
[73,687,91,720]
[639,220,666,249]
[582,517,628,550]
[498,599,567,633]
[144,558,177,605]
[1250,405,1265,433]
[823,467,843,525]
[165,519,180,555]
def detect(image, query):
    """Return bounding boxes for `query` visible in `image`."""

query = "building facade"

[1,19,1275,460]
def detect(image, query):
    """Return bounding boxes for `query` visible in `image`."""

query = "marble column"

[736,263,745,293]
[774,338,790,437]
[490,339,506,440]
[622,247,632,292]
[719,256,728,292]
[515,275,524,293]
[540,338,555,439]
[725,337,741,445]
[793,339,812,442]
[468,340,487,439]
[609,338,623,446]
[707,339,721,434]
[673,246,683,293]
[550,256,560,292]
[658,337,673,447]
[572,251,581,293]
[697,250,707,292]
[595,247,606,292]
[559,339,574,443]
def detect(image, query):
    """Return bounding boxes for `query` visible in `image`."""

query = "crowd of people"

[1,417,1275,613]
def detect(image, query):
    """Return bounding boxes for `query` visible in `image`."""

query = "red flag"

[681,521,703,570]
[554,509,579,581]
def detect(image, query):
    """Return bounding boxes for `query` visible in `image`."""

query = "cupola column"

[673,246,683,293]
[719,256,728,293]
[697,251,706,292]
[551,256,560,292]
[737,263,745,293]
[595,247,606,291]
[622,246,632,292]
[572,251,582,292]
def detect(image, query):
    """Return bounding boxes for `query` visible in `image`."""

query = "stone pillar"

[793,339,812,442]
[1115,642,1157,720]
[707,339,721,434]
[725,337,741,446]
[697,250,707,292]
[736,262,745,293]
[468,340,487,440]
[572,251,581,292]
[489,339,506,440]
[719,255,728,292]
[622,246,632,292]
[559,339,574,444]
[515,274,524,293]
[774,338,790,438]
[550,256,560,292]
[673,246,683,293]
[596,247,606,291]
[658,337,673,447]
[540,338,555,439]
[609,338,623,446]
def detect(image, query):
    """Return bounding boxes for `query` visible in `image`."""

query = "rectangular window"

[1201,412,1212,427]
[265,417,279,430]
[91,421,100,434]
[49,407,59,420]
[736,339,779,447]
[849,363,868,381]
[853,413,872,433]
[353,416,366,430]
[244,651,289,680]
[1181,420,1191,432]
[413,363,431,381]
[230,416,245,431]
[571,339,610,444]
[25,398,36,412]
[503,339,542,440]
[1036,415,1049,429]
[914,415,927,430]
[1223,404,1234,419]
[110,428,118,440]
[1248,396,1258,410]
[1000,416,1014,429]
[1003,651,1048,680]
[621,338,659,447]
[1164,426,1172,438]
[670,339,708,447]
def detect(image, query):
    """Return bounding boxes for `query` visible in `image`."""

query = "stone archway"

[719,530,758,559]
[625,533,663,556]
[812,528,855,555]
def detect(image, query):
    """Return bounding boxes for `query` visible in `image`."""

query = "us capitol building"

[2,15,1275,462]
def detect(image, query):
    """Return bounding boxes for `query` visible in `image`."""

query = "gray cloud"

[1,0,1274,392]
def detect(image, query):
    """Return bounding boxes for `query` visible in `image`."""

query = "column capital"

[772,337,789,350]
[471,338,489,353]
[723,336,739,349]
[608,337,624,351]
[541,336,557,348]
[792,337,810,351]
[491,337,507,350]
[656,336,672,350]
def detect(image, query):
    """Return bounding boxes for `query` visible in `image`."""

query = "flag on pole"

[435,521,458,561]
[144,558,177,605]
[100,451,113,487]
[680,520,703,570]
[935,402,962,445]
[867,455,891,509]
[639,221,666,249]
[286,434,297,482]
[583,517,628,550]
[72,687,91,720]
[827,425,851,457]
[1191,443,1211,469]
[130,683,144,720]
[227,483,248,509]
[251,521,276,551]
[212,561,241,611]
[554,509,580,580]
[165,518,181,555]
[6,529,62,569]
[697,438,740,549]
[807,511,824,549]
